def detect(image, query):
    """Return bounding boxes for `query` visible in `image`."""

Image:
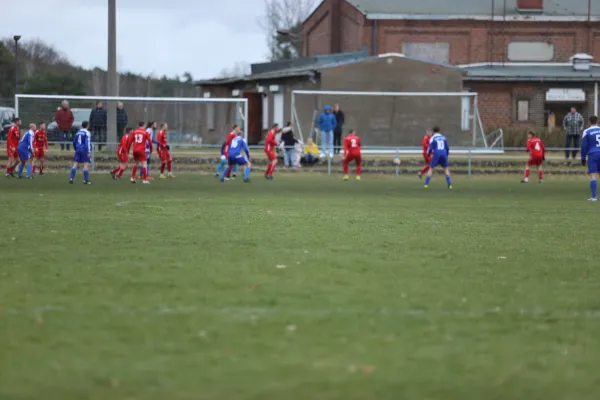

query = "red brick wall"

[469,83,513,128]
[302,0,600,63]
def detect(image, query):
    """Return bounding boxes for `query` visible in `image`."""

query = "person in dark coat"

[54,100,74,151]
[280,121,298,168]
[333,103,345,154]
[89,100,107,150]
[116,102,129,140]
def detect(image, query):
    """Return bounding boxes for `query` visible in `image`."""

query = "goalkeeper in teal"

[424,126,452,189]
[220,136,251,183]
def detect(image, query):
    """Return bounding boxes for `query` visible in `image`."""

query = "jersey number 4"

[534,143,541,151]
[135,134,144,143]
[77,136,82,145]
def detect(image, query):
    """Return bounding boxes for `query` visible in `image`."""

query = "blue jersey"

[581,125,600,160]
[428,133,449,156]
[73,129,91,154]
[228,136,250,159]
[18,130,34,153]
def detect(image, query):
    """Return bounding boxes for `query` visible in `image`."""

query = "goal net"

[14,94,248,147]
[291,90,490,150]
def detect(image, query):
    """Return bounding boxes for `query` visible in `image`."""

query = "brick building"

[303,0,600,131]
[196,52,466,146]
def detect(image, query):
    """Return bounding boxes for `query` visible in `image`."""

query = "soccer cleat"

[243,179,250,183]
[343,175,349,181]
[448,185,453,189]
[417,173,422,179]
[159,174,166,179]
[267,176,274,180]
[39,171,44,176]
[167,173,175,178]
[83,181,92,185]
[110,170,116,180]
[214,173,219,177]
[588,197,598,202]
[224,177,230,181]
[356,176,361,181]
[142,180,151,184]
[539,180,543,184]
[69,179,74,184]
[424,185,428,188]
[220,178,225,183]
[130,179,136,184]
[264,173,269,179]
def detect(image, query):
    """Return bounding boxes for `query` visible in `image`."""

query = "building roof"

[346,0,597,19]
[463,63,600,81]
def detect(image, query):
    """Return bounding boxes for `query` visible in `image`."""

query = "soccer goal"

[14,94,248,147]
[291,90,500,152]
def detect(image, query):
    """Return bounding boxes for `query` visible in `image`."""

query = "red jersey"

[127,128,152,154]
[156,130,168,148]
[34,129,48,150]
[421,135,430,156]
[264,129,278,153]
[344,133,361,155]
[526,137,545,159]
[223,131,237,155]
[7,125,20,148]
[118,133,131,155]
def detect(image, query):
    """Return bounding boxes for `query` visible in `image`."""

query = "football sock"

[270,164,276,176]
[356,163,361,175]
[216,159,226,174]
[160,163,165,174]
[131,165,138,179]
[167,160,172,173]
[343,162,349,174]
[591,179,597,198]
[142,167,148,180]
[117,168,124,178]
[83,169,89,182]
[17,164,24,178]
[221,166,231,180]
[425,176,431,186]
[70,167,76,180]
[420,166,429,174]
[232,164,238,175]
[525,169,530,178]
[445,174,452,187]
[266,164,273,176]
[538,171,543,181]
[32,165,36,174]
[111,167,119,174]
[26,164,32,178]
[40,162,44,173]
[244,166,251,180]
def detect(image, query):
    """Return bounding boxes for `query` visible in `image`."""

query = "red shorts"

[345,153,362,163]
[34,148,45,158]
[133,151,147,162]
[159,149,171,162]
[527,157,543,167]
[117,152,128,163]
[6,147,18,158]
[265,150,276,161]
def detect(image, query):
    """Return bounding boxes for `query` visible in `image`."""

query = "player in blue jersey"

[16,123,36,179]
[70,121,92,184]
[215,142,238,178]
[424,126,452,189]
[581,115,600,201]
[220,135,251,183]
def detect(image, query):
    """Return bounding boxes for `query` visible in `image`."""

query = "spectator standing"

[280,122,298,168]
[318,105,336,158]
[302,137,320,165]
[333,104,345,154]
[563,106,584,162]
[89,100,107,151]
[116,102,128,139]
[55,100,74,151]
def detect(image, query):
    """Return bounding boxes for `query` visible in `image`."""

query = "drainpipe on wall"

[595,81,598,116]
[372,20,378,55]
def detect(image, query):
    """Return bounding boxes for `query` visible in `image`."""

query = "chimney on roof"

[570,53,593,71]
[517,0,543,11]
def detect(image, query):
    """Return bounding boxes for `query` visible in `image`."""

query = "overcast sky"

[0,0,273,80]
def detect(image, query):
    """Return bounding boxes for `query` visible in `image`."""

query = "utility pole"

[13,35,21,97]
[107,0,118,150]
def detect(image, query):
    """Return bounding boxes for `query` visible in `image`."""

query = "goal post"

[291,90,493,150]
[14,94,248,148]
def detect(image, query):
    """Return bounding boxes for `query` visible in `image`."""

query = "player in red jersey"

[157,123,175,179]
[224,125,241,179]
[126,122,153,184]
[418,128,433,179]
[32,122,48,175]
[264,123,280,179]
[5,117,22,177]
[343,130,362,181]
[110,127,133,180]
[522,130,545,183]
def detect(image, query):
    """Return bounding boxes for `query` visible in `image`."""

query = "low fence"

[0,141,589,178]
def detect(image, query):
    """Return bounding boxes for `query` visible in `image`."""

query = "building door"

[273,93,284,127]
[244,92,262,145]
[461,94,471,131]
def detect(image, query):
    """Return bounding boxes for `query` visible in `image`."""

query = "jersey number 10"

[436,139,445,150]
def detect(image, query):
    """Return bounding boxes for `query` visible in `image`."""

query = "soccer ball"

[393,158,402,165]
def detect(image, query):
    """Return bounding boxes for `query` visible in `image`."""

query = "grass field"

[1,173,599,400]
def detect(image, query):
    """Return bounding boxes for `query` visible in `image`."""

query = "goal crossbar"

[292,90,477,97]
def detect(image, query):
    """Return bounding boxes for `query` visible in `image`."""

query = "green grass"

[1,173,599,400]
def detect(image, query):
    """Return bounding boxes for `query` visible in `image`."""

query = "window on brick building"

[508,42,554,62]
[402,43,450,64]
[517,100,530,122]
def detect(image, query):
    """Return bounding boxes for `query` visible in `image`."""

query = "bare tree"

[259,0,316,60]
[219,61,250,78]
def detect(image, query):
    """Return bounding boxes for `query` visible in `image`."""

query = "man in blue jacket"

[318,105,336,158]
